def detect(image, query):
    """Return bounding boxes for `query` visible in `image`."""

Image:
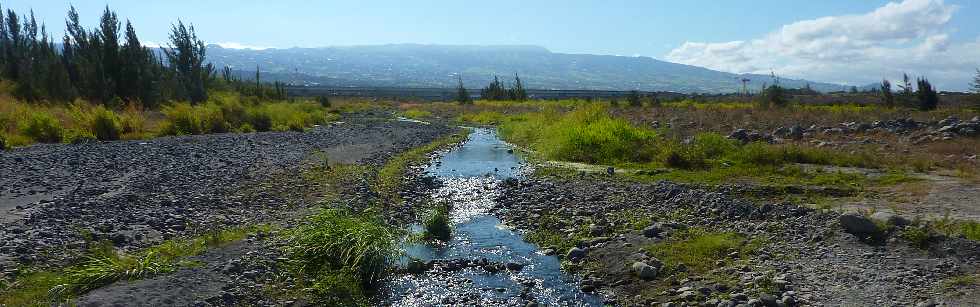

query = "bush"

[247,109,273,132]
[423,203,452,241]
[90,106,122,141]
[499,104,659,164]
[161,103,204,135]
[19,113,63,143]
[289,209,398,288]
[0,134,6,150]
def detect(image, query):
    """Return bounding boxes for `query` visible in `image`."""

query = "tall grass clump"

[423,203,452,241]
[499,104,659,164]
[19,112,64,143]
[89,106,122,141]
[288,209,398,303]
[159,93,337,136]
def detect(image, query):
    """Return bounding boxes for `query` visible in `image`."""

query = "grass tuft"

[423,203,452,241]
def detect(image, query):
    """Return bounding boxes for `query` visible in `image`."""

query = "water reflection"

[383,128,602,306]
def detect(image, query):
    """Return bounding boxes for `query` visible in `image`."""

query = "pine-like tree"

[508,73,527,101]
[455,75,471,104]
[880,79,894,107]
[915,78,938,111]
[480,75,508,100]
[164,20,212,104]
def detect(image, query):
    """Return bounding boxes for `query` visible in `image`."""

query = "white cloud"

[665,0,979,90]
[215,42,272,50]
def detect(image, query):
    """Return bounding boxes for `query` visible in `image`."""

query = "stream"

[382,128,603,306]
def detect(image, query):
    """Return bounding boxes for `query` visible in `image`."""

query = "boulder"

[566,247,587,262]
[840,213,879,235]
[642,223,663,238]
[631,261,658,280]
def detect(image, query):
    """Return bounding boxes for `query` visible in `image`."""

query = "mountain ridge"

[205,44,850,93]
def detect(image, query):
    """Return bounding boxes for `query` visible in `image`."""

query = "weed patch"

[645,229,759,275]
[423,203,452,241]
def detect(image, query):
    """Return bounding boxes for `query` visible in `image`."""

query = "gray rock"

[839,213,879,235]
[631,261,659,280]
[642,223,663,238]
[567,247,587,262]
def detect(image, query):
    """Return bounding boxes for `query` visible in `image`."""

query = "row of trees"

[879,73,938,110]
[0,5,229,107]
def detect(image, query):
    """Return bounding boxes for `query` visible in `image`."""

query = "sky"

[6,0,980,90]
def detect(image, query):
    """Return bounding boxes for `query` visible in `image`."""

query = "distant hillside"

[206,44,848,93]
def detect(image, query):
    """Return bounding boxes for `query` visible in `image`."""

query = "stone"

[642,223,663,238]
[759,294,779,307]
[567,247,587,262]
[506,262,524,271]
[839,213,879,235]
[631,261,658,280]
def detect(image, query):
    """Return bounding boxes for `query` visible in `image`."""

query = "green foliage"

[916,77,939,111]
[317,96,332,108]
[499,104,658,164]
[89,106,122,141]
[19,112,63,143]
[401,109,432,119]
[645,229,755,274]
[288,209,398,289]
[627,90,642,107]
[423,203,452,241]
[0,226,265,304]
[881,79,894,107]
[901,225,930,248]
[456,75,472,105]
[160,93,335,136]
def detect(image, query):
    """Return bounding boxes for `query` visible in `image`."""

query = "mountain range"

[205,44,851,93]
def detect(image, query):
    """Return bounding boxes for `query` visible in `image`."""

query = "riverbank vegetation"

[0,225,271,305]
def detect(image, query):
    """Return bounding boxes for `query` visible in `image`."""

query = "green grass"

[456,110,506,125]
[287,209,398,306]
[499,104,659,164]
[160,93,338,136]
[401,109,432,120]
[644,229,759,275]
[522,213,590,258]
[422,203,452,241]
[0,225,269,305]
[933,215,980,242]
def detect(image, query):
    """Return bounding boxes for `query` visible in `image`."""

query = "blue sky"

[6,0,980,89]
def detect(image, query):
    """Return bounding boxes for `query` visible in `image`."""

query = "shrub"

[0,134,6,150]
[247,109,273,132]
[499,104,659,164]
[90,106,122,141]
[902,226,930,248]
[161,103,204,135]
[289,209,398,288]
[19,112,63,143]
[423,203,452,241]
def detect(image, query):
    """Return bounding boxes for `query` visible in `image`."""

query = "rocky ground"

[0,116,454,305]
[494,174,980,306]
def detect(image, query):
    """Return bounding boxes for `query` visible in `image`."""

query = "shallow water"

[383,128,602,306]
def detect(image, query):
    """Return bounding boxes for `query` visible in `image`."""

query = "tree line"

[455,74,528,104]
[878,73,939,110]
[0,4,279,107]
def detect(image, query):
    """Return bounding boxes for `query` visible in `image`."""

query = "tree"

[880,79,894,107]
[455,75,471,104]
[508,73,527,101]
[164,20,212,104]
[898,73,913,96]
[626,90,642,107]
[915,77,938,111]
[480,75,508,100]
